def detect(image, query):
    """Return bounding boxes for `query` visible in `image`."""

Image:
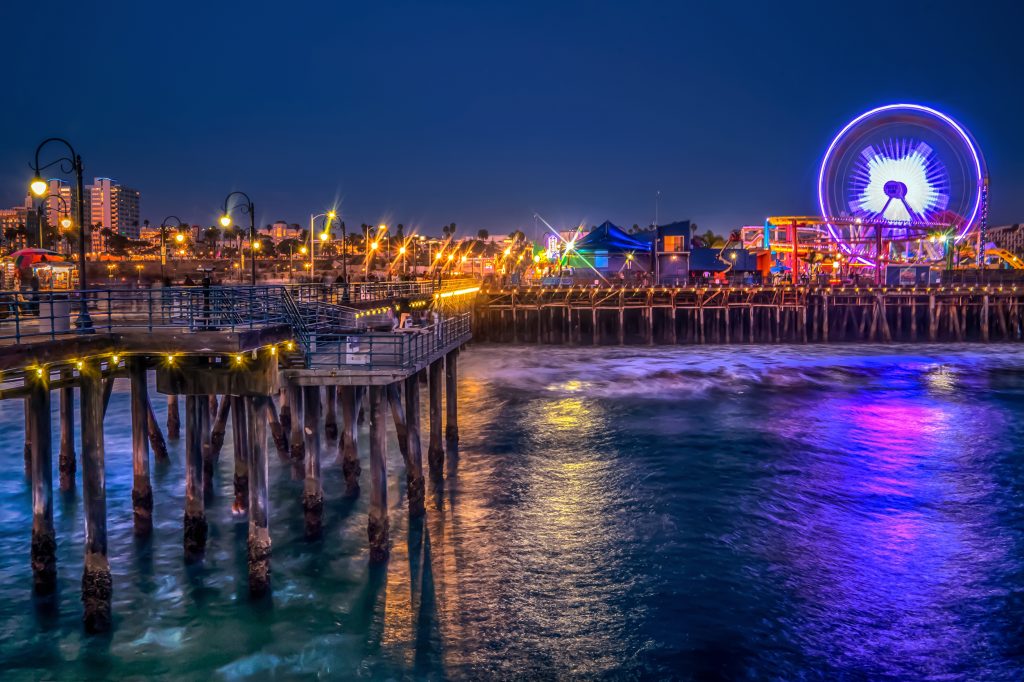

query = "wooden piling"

[128,359,153,536]
[58,371,76,492]
[230,396,249,514]
[445,349,459,451]
[324,386,338,442]
[387,382,409,463]
[247,396,272,596]
[166,394,180,439]
[80,370,111,632]
[183,395,207,562]
[28,375,56,596]
[302,385,323,539]
[404,372,426,518]
[427,358,444,477]
[368,385,390,562]
[147,397,170,464]
[278,387,291,435]
[339,386,362,495]
[288,383,304,464]
[266,396,289,461]
[201,395,215,489]
[210,395,231,459]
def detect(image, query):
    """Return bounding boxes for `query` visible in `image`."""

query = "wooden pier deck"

[474,284,1024,345]
[3,280,476,632]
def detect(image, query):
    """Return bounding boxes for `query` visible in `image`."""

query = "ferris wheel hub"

[883,180,908,200]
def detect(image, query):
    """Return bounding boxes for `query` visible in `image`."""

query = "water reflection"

[1,344,1024,679]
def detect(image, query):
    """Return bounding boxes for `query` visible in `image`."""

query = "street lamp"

[160,215,185,281]
[399,245,407,275]
[221,191,256,285]
[309,210,336,283]
[30,137,92,330]
[33,192,71,253]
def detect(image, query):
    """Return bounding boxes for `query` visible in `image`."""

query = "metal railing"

[306,311,471,370]
[0,286,296,344]
[284,277,479,305]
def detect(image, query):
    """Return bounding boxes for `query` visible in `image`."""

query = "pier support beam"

[288,383,304,465]
[28,376,56,596]
[340,386,363,495]
[368,385,389,562]
[128,359,153,536]
[147,398,170,464]
[387,382,409,463]
[80,371,111,633]
[445,349,459,452]
[58,372,76,492]
[166,394,180,440]
[247,396,272,596]
[231,396,249,514]
[201,396,215,488]
[183,395,207,562]
[427,358,444,477]
[404,372,426,518]
[210,395,231,459]
[267,396,289,461]
[324,386,338,442]
[302,385,323,538]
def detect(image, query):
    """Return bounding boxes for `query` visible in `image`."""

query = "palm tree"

[477,229,489,241]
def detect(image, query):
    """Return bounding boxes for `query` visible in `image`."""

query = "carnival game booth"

[2,249,78,290]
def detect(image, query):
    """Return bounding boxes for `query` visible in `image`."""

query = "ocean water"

[2,343,1024,680]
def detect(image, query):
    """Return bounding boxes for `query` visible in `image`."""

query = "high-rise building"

[88,177,141,252]
[0,195,40,249]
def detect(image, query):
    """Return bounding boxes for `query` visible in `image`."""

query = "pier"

[4,279,475,632]
[474,284,1024,344]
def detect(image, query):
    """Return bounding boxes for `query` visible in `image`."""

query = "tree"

[695,229,726,248]
[478,229,489,241]
[204,226,222,246]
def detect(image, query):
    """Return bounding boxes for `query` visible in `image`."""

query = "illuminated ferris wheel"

[817,104,987,263]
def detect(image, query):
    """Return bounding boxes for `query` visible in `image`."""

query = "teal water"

[2,343,1024,679]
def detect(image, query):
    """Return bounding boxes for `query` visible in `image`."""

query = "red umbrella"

[10,248,64,271]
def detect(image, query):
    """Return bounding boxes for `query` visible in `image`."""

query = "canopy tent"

[575,221,650,253]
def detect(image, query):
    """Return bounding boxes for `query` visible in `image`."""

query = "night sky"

[2,0,1022,237]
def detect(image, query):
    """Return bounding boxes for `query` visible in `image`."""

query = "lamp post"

[33,192,71,253]
[30,137,92,330]
[308,211,335,283]
[221,192,256,285]
[160,215,184,281]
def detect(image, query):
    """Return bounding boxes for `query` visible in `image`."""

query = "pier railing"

[305,310,471,370]
[0,286,302,344]
[285,277,478,305]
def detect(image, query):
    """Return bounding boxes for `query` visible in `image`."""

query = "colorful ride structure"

[747,104,992,284]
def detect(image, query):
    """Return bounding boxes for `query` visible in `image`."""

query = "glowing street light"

[30,136,92,330]
[221,191,257,285]
[161,215,185,279]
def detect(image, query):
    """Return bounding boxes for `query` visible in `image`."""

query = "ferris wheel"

[817,104,987,263]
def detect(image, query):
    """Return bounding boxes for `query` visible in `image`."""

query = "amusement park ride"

[748,103,1005,285]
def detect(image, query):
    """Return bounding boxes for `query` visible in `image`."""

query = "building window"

[663,236,686,252]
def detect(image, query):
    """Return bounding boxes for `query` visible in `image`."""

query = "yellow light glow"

[327,211,336,219]
[219,215,231,227]
[175,233,185,243]
[447,254,454,261]
[503,248,512,257]
[30,179,47,196]
[299,245,307,254]
[461,255,467,262]
[234,354,243,364]
[399,246,406,255]
[435,285,482,299]
[533,254,540,263]
[285,341,295,351]
[253,241,261,250]
[60,218,72,229]
[111,355,119,365]
[320,232,329,242]
[75,360,83,370]
[378,224,387,231]
[166,354,175,364]
[36,368,44,377]
[435,252,442,260]
[371,241,379,250]
[270,346,277,356]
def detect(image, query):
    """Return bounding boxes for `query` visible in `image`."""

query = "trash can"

[40,296,71,334]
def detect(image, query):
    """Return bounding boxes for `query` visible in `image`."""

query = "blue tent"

[576,221,650,253]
